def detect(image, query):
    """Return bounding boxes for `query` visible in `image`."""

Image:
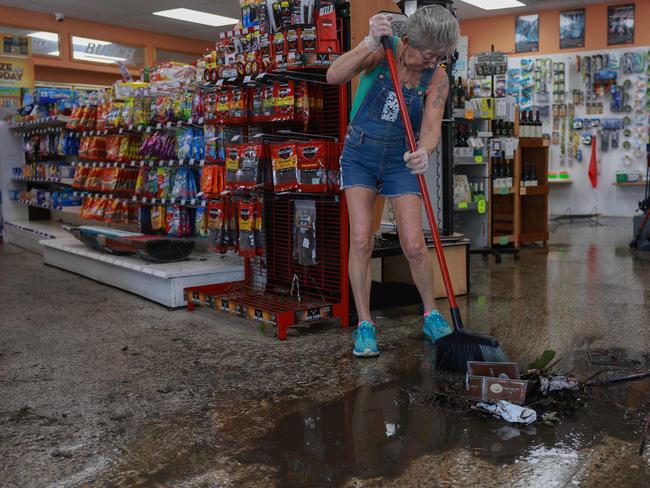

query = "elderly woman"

[326,5,459,357]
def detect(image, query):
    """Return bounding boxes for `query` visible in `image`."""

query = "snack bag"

[293,199,317,266]
[157,167,172,198]
[238,200,256,258]
[195,207,208,238]
[271,142,298,192]
[296,140,326,191]
[200,165,215,194]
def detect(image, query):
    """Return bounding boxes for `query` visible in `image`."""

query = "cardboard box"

[464,361,534,404]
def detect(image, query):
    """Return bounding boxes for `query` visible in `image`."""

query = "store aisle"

[1,217,649,487]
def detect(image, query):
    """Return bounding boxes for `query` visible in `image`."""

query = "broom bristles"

[435,329,508,373]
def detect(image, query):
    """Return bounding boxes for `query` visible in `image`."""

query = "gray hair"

[405,5,459,55]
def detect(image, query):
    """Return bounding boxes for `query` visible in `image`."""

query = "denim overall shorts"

[340,59,435,197]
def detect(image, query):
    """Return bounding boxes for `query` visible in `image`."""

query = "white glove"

[365,13,393,52]
[404,148,430,174]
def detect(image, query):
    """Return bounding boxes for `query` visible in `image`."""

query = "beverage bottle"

[530,161,538,186]
[535,111,542,138]
[521,161,528,188]
[505,158,513,188]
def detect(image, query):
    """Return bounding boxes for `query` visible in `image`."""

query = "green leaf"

[528,350,556,371]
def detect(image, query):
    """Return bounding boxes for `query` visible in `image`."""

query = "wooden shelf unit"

[490,107,550,251]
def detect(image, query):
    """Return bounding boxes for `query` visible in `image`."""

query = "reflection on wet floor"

[241,219,650,487]
[245,344,650,487]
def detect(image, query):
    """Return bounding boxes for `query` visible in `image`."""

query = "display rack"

[185,9,351,338]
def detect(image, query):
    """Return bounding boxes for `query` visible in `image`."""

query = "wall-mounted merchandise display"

[506,45,649,217]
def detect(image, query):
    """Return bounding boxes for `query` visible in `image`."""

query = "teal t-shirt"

[349,36,398,121]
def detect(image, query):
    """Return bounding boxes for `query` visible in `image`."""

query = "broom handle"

[381,37,463,329]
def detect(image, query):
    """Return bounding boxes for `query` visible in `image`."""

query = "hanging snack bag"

[171,167,189,199]
[238,200,256,258]
[195,207,208,238]
[230,87,247,124]
[217,89,231,124]
[207,199,227,252]
[295,140,327,192]
[200,165,216,195]
[254,199,264,256]
[157,167,172,198]
[151,205,166,234]
[271,142,298,192]
[274,81,295,121]
[251,86,265,123]
[293,199,317,266]
[225,145,240,190]
[135,167,148,196]
[238,143,263,188]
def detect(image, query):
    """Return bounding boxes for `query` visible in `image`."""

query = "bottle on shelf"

[492,156,500,190]
[533,111,539,138]
[505,158,513,188]
[529,161,538,186]
[454,77,466,109]
[521,161,529,188]
[507,120,514,137]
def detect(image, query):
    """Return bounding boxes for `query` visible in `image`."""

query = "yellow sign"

[0,56,34,89]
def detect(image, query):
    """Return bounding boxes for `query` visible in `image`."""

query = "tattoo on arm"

[430,74,449,109]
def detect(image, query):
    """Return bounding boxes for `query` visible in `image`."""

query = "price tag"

[148,161,154,167]
[119,128,124,134]
[158,161,164,167]
[198,117,204,124]
[167,160,173,167]
[499,187,509,195]
[458,201,468,209]
[189,158,195,166]
[104,130,108,135]
[201,201,207,208]
[244,75,252,84]
[256,72,266,79]
[132,196,137,202]
[167,122,172,128]
[120,163,125,169]
[199,159,205,167]
[142,197,148,203]
[139,161,145,167]
[178,159,184,166]
[477,199,486,215]
[99,162,104,168]
[190,198,196,206]
[216,79,224,86]
[177,120,183,127]
[129,124,134,130]
[146,126,152,133]
[520,187,527,195]
[156,123,162,129]
[499,236,509,246]
[180,198,186,205]
[188,118,193,125]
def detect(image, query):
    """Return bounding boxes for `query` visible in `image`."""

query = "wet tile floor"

[1,217,650,487]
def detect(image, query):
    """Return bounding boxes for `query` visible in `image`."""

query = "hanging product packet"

[295,140,327,191]
[271,142,298,192]
[254,199,264,256]
[238,200,256,258]
[293,199,317,266]
[195,207,208,238]
[207,199,228,252]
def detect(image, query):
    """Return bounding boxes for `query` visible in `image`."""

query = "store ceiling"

[0,0,612,41]
[454,0,610,19]
[0,0,241,41]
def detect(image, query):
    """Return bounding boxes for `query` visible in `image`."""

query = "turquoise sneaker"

[353,321,379,357]
[423,310,453,342]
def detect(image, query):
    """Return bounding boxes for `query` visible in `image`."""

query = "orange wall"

[0,5,213,85]
[460,0,650,56]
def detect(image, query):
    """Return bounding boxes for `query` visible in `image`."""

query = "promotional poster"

[515,14,539,53]
[560,9,585,49]
[607,4,635,45]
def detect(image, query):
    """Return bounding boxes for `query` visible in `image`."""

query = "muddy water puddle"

[240,345,650,487]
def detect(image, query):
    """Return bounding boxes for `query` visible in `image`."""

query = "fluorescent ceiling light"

[460,0,525,10]
[74,52,127,64]
[72,36,112,46]
[28,31,59,42]
[153,8,238,27]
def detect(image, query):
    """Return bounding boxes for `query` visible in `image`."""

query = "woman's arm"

[325,41,382,85]
[326,13,392,85]
[418,69,449,155]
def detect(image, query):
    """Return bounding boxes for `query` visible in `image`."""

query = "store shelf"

[549,179,572,185]
[41,238,245,308]
[455,160,488,166]
[3,220,70,255]
[519,138,549,148]
[519,185,548,196]
[612,181,645,187]
[72,191,208,208]
[10,116,70,133]
[72,158,207,169]
[12,176,74,185]
[13,199,80,211]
